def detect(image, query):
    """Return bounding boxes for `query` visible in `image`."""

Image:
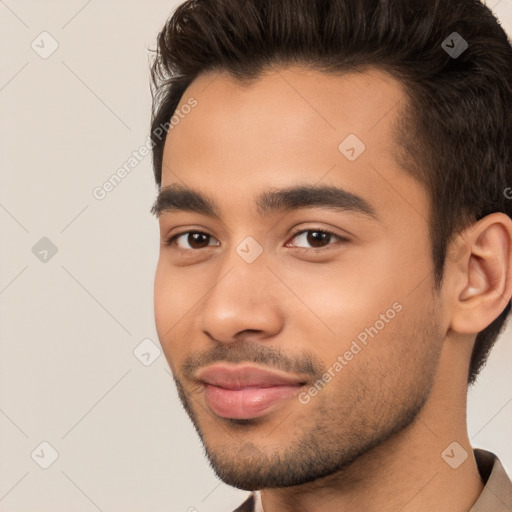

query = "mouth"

[196,363,308,420]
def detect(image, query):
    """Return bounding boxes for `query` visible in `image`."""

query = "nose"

[198,254,284,344]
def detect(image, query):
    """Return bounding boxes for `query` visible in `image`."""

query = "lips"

[197,364,307,389]
[196,364,308,419]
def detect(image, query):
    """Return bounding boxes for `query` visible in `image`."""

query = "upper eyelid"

[287,229,346,244]
[285,229,348,249]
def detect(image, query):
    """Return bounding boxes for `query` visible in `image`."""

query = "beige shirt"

[470,449,512,511]
[232,449,511,511]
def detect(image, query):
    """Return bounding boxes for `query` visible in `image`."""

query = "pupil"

[308,231,328,247]
[190,232,208,248]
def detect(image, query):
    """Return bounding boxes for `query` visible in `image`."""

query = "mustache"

[181,340,325,381]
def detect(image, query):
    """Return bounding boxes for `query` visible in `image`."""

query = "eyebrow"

[151,183,377,220]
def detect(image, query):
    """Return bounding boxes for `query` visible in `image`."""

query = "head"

[150,0,512,490]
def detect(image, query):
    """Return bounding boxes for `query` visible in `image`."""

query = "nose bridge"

[216,232,270,294]
[210,237,271,310]
[198,236,284,341]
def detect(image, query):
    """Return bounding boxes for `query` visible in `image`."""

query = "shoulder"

[471,448,512,512]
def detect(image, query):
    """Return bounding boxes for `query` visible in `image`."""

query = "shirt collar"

[470,449,512,511]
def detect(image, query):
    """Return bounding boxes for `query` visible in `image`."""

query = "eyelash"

[163,228,348,254]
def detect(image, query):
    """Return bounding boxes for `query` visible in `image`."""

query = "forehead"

[167,65,406,144]
[160,66,428,225]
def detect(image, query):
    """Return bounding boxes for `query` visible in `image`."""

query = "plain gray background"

[1,1,511,511]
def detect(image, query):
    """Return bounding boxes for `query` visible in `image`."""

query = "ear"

[448,213,512,334]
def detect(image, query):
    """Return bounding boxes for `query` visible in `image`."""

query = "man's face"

[154,67,448,490]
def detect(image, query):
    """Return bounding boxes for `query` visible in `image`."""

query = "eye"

[163,228,347,253]
[164,231,220,250]
[286,229,347,251]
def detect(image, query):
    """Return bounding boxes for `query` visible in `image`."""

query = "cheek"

[154,258,215,370]
[153,260,189,347]
[281,256,405,344]
[283,245,433,377]
[314,302,441,419]
[154,260,170,332]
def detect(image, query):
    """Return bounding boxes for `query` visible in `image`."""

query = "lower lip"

[204,384,303,419]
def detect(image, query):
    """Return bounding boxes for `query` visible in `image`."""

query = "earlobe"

[449,213,512,335]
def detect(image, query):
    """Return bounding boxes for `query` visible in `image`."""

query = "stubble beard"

[171,340,439,492]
